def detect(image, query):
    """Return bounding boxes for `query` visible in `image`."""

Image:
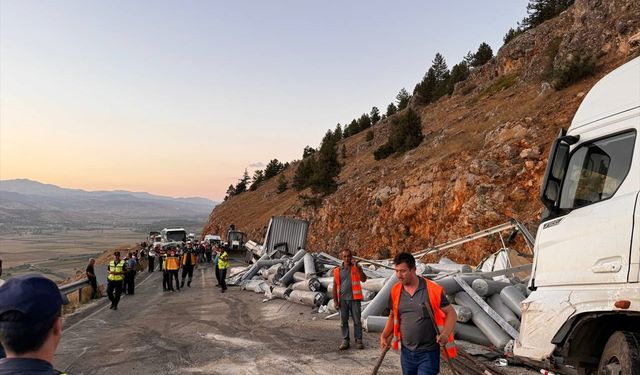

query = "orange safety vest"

[181,252,197,266]
[333,265,363,302]
[165,256,180,271]
[390,278,457,358]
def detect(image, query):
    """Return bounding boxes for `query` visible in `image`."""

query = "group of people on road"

[1,242,456,375]
[149,241,229,293]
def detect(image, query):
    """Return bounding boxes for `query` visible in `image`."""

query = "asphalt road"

[55,263,404,375]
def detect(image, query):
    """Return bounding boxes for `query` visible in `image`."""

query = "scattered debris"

[228,219,535,375]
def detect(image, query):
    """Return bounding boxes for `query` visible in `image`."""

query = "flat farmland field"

[0,229,144,281]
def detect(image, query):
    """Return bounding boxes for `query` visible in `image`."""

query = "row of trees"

[224,159,289,200]
[414,43,493,105]
[224,0,571,202]
[504,0,575,44]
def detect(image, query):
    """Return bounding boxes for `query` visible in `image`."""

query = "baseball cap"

[0,274,69,324]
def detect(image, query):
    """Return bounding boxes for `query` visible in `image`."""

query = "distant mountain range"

[0,179,217,229]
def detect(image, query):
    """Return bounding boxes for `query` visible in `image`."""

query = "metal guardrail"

[59,279,91,296]
[58,265,107,298]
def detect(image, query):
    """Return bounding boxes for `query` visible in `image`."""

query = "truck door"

[534,130,637,286]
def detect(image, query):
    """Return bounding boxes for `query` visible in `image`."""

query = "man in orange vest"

[332,249,367,350]
[380,252,457,375]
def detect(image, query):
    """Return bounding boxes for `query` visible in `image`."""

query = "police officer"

[0,274,70,374]
[107,251,127,310]
[180,242,197,288]
[217,246,229,293]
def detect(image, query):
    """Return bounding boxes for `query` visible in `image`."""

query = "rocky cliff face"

[203,0,640,264]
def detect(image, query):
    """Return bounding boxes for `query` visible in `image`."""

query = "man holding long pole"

[380,252,457,375]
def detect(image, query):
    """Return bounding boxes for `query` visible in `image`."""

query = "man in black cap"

[107,251,127,310]
[0,274,69,374]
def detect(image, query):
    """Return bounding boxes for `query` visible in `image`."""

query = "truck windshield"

[560,131,636,209]
[166,231,187,242]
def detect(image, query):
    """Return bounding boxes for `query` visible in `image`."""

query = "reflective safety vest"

[390,278,457,358]
[333,265,363,302]
[165,256,180,271]
[107,260,126,281]
[182,252,197,266]
[217,251,229,269]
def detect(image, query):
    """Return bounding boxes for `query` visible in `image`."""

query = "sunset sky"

[0,1,528,201]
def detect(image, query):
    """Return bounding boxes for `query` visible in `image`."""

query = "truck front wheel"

[597,331,640,375]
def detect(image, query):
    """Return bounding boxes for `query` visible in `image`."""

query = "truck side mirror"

[540,130,573,217]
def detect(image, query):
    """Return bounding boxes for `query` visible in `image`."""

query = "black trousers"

[181,265,194,282]
[107,280,123,307]
[88,276,98,297]
[214,265,220,285]
[148,256,155,272]
[219,268,227,291]
[124,271,136,295]
[168,270,180,290]
[162,271,170,290]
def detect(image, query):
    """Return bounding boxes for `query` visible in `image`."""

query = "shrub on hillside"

[374,109,424,160]
[293,130,341,195]
[552,52,596,89]
[277,175,288,193]
[366,130,374,142]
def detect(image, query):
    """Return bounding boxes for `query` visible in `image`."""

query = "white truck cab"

[161,227,187,247]
[514,57,640,374]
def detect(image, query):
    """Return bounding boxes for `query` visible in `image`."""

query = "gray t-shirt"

[339,265,353,301]
[388,278,450,352]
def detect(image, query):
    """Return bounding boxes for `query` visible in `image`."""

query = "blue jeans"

[401,346,440,375]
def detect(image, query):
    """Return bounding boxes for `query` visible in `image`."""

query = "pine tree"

[310,129,341,194]
[264,159,284,179]
[341,144,347,159]
[235,169,250,194]
[303,146,316,159]
[334,123,343,141]
[471,43,493,67]
[431,53,449,80]
[345,119,359,137]
[396,88,411,111]
[503,27,523,44]
[293,157,315,190]
[386,103,398,117]
[370,107,381,124]
[224,184,236,200]
[250,169,264,191]
[448,61,470,94]
[357,113,372,130]
[414,68,436,104]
